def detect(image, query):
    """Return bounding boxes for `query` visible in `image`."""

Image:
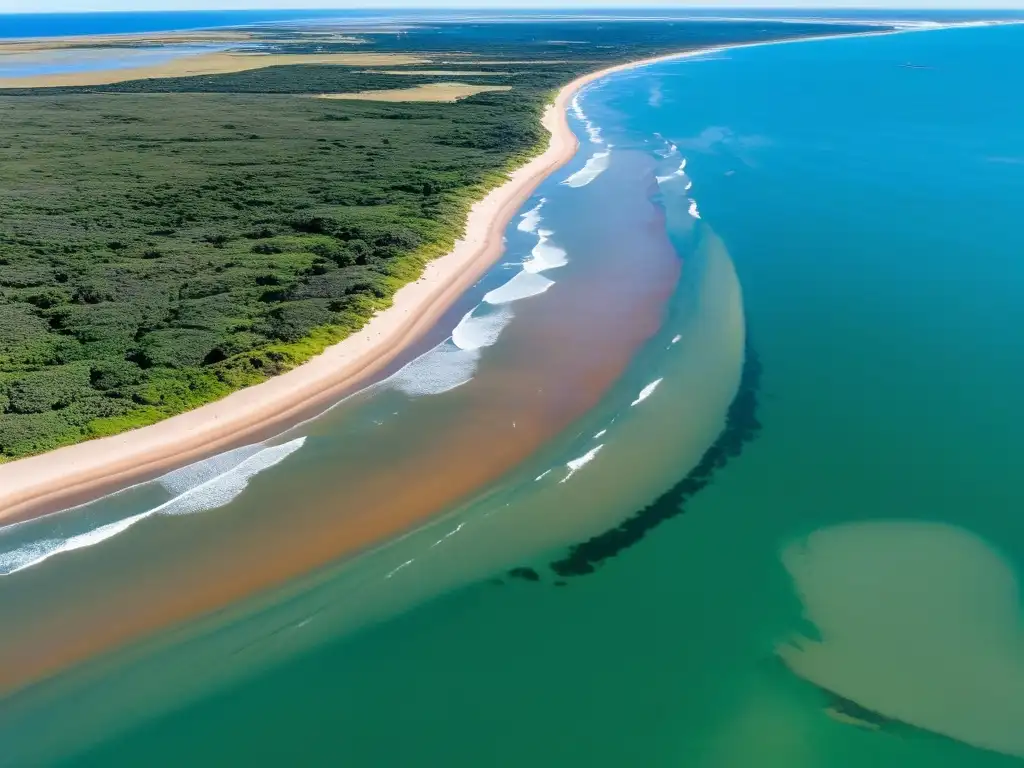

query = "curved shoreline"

[0,34,870,526]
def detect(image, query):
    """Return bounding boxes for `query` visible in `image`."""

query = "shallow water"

[3,23,1024,767]
[0,45,231,79]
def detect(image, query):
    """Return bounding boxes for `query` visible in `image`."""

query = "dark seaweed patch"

[508,567,541,582]
[545,342,762,579]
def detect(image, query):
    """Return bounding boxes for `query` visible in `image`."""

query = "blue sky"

[2,0,1023,12]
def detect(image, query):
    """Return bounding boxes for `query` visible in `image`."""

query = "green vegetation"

[0,19,874,459]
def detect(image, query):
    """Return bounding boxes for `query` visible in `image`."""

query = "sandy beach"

[0,41,842,525]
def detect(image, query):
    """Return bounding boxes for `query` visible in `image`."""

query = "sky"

[2,0,1023,12]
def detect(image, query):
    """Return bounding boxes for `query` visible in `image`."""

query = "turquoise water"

[3,24,1024,766]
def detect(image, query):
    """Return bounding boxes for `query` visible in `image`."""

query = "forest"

[0,19,875,459]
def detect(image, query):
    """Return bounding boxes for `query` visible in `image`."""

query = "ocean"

[2,21,1024,768]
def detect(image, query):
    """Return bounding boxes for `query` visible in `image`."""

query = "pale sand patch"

[319,83,512,103]
[454,60,576,65]
[779,521,1024,758]
[0,52,430,89]
[367,70,511,76]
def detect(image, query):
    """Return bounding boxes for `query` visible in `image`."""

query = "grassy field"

[0,19,876,460]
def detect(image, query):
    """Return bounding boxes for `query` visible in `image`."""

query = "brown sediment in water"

[0,170,679,696]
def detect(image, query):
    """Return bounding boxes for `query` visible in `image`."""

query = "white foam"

[517,198,546,234]
[0,438,306,576]
[483,270,555,305]
[384,558,415,579]
[593,429,608,439]
[569,91,603,144]
[159,444,264,496]
[684,180,693,191]
[451,305,514,350]
[570,92,585,121]
[430,521,466,549]
[631,378,664,407]
[522,230,568,273]
[560,444,604,484]
[656,142,679,159]
[563,150,611,188]
[534,469,553,482]
[656,158,689,185]
[671,334,682,344]
[688,200,702,220]
[157,439,307,517]
[388,341,479,397]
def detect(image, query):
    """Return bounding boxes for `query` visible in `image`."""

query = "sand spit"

[318,83,512,102]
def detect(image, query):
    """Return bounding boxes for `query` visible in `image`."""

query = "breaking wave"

[630,378,664,407]
[522,229,568,273]
[484,270,555,305]
[569,91,604,144]
[0,438,307,576]
[517,198,546,234]
[560,444,604,484]
[656,158,688,184]
[563,150,611,188]
[387,341,480,398]
[451,305,514,350]
[390,303,513,397]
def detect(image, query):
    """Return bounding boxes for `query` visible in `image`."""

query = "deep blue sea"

[1,19,1024,768]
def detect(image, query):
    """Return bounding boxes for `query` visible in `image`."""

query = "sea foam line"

[631,378,664,407]
[569,91,604,144]
[561,444,604,484]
